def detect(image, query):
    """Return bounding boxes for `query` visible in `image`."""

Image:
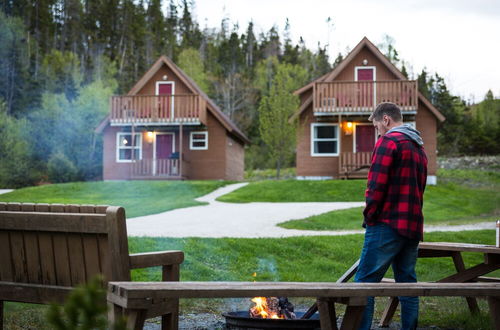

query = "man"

[354,102,428,330]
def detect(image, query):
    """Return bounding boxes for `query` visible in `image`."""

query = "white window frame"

[116,132,142,162]
[190,131,208,150]
[155,81,175,118]
[310,123,339,157]
[353,123,378,153]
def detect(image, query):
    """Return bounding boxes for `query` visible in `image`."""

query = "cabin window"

[116,132,142,162]
[311,123,339,156]
[190,131,208,150]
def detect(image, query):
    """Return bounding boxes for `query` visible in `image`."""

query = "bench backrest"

[0,202,131,289]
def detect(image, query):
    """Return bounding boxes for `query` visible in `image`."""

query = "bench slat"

[108,282,500,302]
[0,212,108,233]
[53,233,72,286]
[0,232,13,281]
[38,233,57,285]
[0,282,72,304]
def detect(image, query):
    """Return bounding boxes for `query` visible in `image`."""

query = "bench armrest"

[129,250,184,269]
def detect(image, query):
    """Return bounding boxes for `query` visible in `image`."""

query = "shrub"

[47,152,78,183]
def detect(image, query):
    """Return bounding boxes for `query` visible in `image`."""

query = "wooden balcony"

[131,158,186,179]
[313,80,418,114]
[110,94,207,125]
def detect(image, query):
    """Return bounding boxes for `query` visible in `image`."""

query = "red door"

[155,134,174,175]
[356,125,375,152]
[157,83,173,119]
[156,134,173,159]
[357,68,374,107]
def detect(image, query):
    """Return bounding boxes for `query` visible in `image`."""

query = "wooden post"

[317,298,337,330]
[338,114,342,178]
[1,300,3,330]
[488,296,500,330]
[162,264,180,330]
[179,124,183,179]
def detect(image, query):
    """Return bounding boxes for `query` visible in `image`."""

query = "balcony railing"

[313,80,418,113]
[110,94,206,124]
[131,158,183,178]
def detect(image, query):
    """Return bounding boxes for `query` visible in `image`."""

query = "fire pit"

[223,311,320,329]
[223,296,320,329]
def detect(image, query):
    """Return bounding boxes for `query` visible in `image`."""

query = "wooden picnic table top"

[418,242,500,254]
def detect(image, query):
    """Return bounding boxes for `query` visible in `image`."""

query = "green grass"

[0,180,229,218]
[217,179,367,203]
[126,230,497,329]
[5,230,498,329]
[273,169,500,230]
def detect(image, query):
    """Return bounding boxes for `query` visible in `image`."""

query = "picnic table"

[375,242,500,326]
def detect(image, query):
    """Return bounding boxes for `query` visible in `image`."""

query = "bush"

[46,277,126,330]
[47,152,79,183]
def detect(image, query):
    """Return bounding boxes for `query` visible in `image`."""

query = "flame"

[250,297,283,319]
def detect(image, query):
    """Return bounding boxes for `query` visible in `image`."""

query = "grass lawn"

[217,179,367,203]
[218,169,499,230]
[5,230,498,329]
[0,180,229,218]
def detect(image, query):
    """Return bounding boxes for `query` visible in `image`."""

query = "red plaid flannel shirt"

[363,131,428,240]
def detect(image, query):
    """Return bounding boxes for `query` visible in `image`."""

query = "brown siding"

[296,109,340,178]
[225,135,245,180]
[416,100,438,176]
[102,126,137,180]
[183,111,227,180]
[335,47,399,81]
[136,64,192,95]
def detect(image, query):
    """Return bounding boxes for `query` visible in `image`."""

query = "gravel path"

[127,183,495,238]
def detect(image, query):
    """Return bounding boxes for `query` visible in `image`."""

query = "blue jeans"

[354,223,419,330]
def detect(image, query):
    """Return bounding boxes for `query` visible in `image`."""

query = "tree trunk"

[276,157,281,179]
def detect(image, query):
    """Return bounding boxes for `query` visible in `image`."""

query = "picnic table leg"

[488,296,500,329]
[108,302,123,326]
[125,309,147,330]
[378,297,399,327]
[451,252,480,314]
[162,264,179,330]
[317,298,338,330]
[340,297,366,330]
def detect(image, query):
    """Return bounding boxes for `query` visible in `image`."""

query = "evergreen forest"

[0,0,499,187]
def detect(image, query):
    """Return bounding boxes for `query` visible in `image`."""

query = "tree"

[177,47,209,92]
[377,34,399,66]
[41,49,83,98]
[0,100,37,187]
[258,63,306,178]
[0,12,31,115]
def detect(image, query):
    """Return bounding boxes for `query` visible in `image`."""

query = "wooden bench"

[0,202,184,330]
[107,281,500,330]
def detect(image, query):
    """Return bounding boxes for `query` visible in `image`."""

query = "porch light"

[344,122,353,135]
[122,138,128,145]
[146,131,154,143]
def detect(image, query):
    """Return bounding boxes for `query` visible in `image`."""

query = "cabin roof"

[291,37,445,123]
[96,56,250,144]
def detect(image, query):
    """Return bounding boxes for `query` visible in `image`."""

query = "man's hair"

[369,102,402,122]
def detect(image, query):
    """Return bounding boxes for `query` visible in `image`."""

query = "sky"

[189,0,500,103]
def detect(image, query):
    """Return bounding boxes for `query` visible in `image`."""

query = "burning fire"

[249,297,284,319]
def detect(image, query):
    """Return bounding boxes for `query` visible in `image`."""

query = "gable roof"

[96,56,250,144]
[292,37,445,123]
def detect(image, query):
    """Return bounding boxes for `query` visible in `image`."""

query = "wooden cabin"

[292,37,445,184]
[96,56,249,180]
